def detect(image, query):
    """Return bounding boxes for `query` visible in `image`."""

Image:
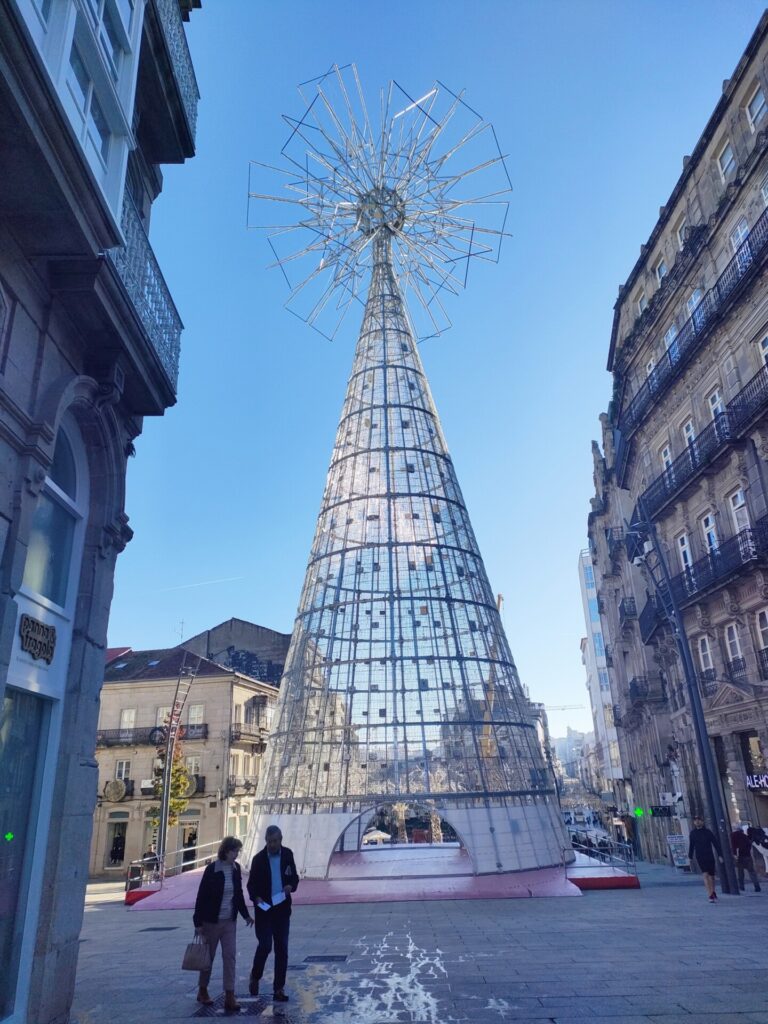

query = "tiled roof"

[103,646,234,683]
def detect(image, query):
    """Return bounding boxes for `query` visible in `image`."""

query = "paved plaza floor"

[72,862,768,1024]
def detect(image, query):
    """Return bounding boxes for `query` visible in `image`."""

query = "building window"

[675,215,688,250]
[682,419,696,448]
[660,444,672,471]
[188,704,204,725]
[664,324,680,363]
[677,533,692,571]
[115,759,130,781]
[66,40,111,167]
[636,291,648,315]
[760,335,768,366]
[588,597,600,623]
[646,357,656,378]
[757,609,768,650]
[730,216,750,254]
[118,708,136,740]
[687,288,704,330]
[762,174,768,208]
[243,754,252,777]
[156,706,171,727]
[701,512,719,554]
[729,489,750,533]
[717,140,737,181]
[593,632,605,658]
[598,670,610,692]
[698,635,713,672]
[583,565,595,588]
[747,85,767,130]
[725,622,742,660]
[230,753,240,776]
[707,388,724,418]
[34,0,53,22]
[21,431,80,608]
[655,258,668,283]
[185,755,201,776]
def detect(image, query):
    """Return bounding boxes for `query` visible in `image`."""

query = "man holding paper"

[246,825,299,1002]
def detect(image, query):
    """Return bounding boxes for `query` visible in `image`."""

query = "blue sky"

[108,0,767,737]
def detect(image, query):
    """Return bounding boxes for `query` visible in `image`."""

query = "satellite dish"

[148,727,166,746]
[104,779,127,802]
[183,774,199,799]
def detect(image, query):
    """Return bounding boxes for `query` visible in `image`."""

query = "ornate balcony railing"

[606,527,625,562]
[107,192,182,389]
[698,668,718,698]
[641,362,768,519]
[154,0,199,141]
[231,723,268,744]
[669,515,768,606]
[619,205,768,435]
[639,594,665,644]
[228,775,259,794]
[618,596,637,627]
[95,722,208,746]
[758,647,768,682]
[727,656,749,686]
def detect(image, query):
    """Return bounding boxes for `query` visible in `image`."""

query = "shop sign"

[746,773,768,791]
[667,834,690,868]
[19,614,56,664]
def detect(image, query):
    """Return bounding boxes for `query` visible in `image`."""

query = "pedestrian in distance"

[688,815,723,902]
[247,825,299,1003]
[192,836,254,1011]
[731,823,762,893]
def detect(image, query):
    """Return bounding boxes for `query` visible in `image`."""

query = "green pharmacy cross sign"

[4,832,14,842]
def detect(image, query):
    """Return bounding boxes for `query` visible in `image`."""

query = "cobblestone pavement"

[72,863,768,1024]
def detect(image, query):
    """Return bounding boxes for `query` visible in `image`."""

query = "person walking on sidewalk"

[193,836,254,1011]
[688,815,723,902]
[731,824,762,893]
[247,825,299,1003]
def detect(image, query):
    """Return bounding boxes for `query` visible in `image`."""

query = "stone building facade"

[588,12,768,862]
[0,1,200,1021]
[90,642,280,878]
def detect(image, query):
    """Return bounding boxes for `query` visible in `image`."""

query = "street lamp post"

[629,496,740,896]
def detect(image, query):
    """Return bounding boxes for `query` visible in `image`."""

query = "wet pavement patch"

[302,955,347,963]
[192,994,267,1017]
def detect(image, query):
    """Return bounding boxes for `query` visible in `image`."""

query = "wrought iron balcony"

[606,527,625,562]
[107,192,182,390]
[628,676,649,704]
[641,362,768,519]
[639,594,665,644]
[154,0,199,141]
[231,722,268,744]
[604,644,614,667]
[727,656,749,687]
[227,775,259,795]
[619,205,768,435]
[95,723,208,746]
[758,647,768,682]
[669,515,768,606]
[618,597,637,627]
[698,668,718,698]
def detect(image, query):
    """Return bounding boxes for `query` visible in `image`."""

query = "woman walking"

[193,836,254,1011]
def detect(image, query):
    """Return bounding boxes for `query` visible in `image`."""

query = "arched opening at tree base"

[327,803,471,879]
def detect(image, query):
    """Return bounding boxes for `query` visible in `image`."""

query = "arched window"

[21,422,87,610]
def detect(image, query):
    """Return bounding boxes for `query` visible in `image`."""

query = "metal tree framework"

[246,65,568,877]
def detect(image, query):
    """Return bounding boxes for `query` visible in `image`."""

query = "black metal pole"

[634,497,739,896]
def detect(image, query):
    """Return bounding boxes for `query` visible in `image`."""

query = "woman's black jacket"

[193,860,250,927]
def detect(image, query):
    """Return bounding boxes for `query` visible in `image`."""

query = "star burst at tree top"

[248,63,512,340]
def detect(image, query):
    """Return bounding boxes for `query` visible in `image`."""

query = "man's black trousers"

[252,903,291,992]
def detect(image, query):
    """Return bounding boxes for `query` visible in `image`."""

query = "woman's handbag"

[182,933,212,972]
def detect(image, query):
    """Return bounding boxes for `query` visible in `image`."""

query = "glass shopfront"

[0,689,46,1020]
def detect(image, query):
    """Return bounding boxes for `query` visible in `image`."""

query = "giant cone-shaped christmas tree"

[246,69,568,878]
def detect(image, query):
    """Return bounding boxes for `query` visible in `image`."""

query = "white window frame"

[188,704,204,725]
[747,83,767,131]
[717,140,737,182]
[635,291,648,316]
[676,215,688,250]
[698,635,714,672]
[701,512,719,554]
[687,288,703,319]
[660,444,672,471]
[757,608,768,650]
[730,216,749,254]
[759,334,768,366]
[682,419,696,447]
[725,622,742,660]
[655,257,668,284]
[729,488,750,533]
[707,388,724,419]
[156,706,171,727]
[115,759,131,781]
[762,174,768,209]
[664,324,679,363]
[677,532,692,571]
[185,755,201,776]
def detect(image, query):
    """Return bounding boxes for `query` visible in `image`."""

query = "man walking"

[688,815,723,902]
[247,825,299,1002]
[731,823,761,893]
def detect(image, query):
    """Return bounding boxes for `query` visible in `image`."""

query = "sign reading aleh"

[746,773,768,790]
[19,614,56,664]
